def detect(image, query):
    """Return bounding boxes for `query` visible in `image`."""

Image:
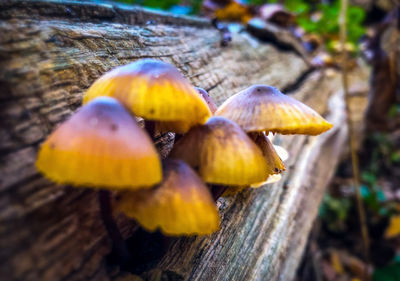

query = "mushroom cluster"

[35,59,332,262]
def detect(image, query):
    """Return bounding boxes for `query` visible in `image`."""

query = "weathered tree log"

[0,1,369,281]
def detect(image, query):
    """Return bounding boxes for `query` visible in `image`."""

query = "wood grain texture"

[0,1,368,281]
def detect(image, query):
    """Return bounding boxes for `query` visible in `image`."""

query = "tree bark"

[0,1,369,281]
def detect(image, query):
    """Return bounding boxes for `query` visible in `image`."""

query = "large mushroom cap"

[83,59,211,133]
[215,85,333,135]
[170,116,269,186]
[117,159,220,236]
[36,97,162,189]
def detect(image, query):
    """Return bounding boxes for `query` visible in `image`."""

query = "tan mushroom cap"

[215,85,333,135]
[117,159,220,236]
[195,87,218,114]
[170,116,269,186]
[83,59,211,133]
[36,97,162,189]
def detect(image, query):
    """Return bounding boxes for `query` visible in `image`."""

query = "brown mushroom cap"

[170,116,268,186]
[117,159,220,236]
[259,4,295,28]
[83,59,211,133]
[215,85,333,135]
[36,97,162,189]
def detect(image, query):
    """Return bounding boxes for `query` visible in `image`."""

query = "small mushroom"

[36,96,162,189]
[195,87,218,114]
[117,159,220,236]
[259,4,295,28]
[84,59,211,134]
[303,33,323,53]
[248,132,285,176]
[170,116,268,186]
[212,0,253,24]
[36,97,163,268]
[215,84,333,135]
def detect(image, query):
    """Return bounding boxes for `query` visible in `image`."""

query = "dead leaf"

[214,1,252,23]
[330,250,345,274]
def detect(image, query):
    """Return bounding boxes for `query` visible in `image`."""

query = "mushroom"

[170,116,269,198]
[160,86,218,144]
[36,96,162,267]
[83,59,212,135]
[207,0,252,24]
[248,131,285,176]
[215,85,333,135]
[215,85,333,190]
[259,4,295,28]
[223,173,283,196]
[195,87,218,114]
[117,159,220,236]
[36,96,162,188]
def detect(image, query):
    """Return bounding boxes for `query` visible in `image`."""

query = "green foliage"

[283,0,310,14]
[319,194,351,231]
[358,132,400,217]
[287,0,365,52]
[247,0,271,5]
[115,0,178,10]
[246,0,366,52]
[115,0,202,14]
[360,184,388,215]
[188,0,203,14]
[373,263,400,281]
[115,0,366,50]
[389,104,400,118]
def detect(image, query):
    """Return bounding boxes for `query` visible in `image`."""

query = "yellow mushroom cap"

[215,85,333,135]
[170,116,269,186]
[156,87,218,134]
[117,159,220,236]
[83,59,211,133]
[248,132,285,176]
[36,97,162,189]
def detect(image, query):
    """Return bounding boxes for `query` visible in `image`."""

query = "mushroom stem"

[211,184,227,201]
[98,190,133,267]
[144,120,156,140]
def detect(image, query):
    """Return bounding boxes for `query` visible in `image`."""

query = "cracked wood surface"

[0,1,368,281]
